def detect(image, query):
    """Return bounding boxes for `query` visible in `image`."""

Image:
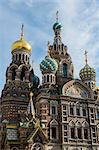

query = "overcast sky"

[0,0,99,94]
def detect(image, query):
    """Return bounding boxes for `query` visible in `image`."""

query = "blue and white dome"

[40,56,58,74]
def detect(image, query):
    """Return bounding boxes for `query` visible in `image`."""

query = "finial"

[84,50,88,65]
[47,41,51,57]
[21,24,24,38]
[56,11,59,22]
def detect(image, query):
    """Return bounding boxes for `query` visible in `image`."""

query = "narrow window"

[70,106,74,115]
[52,106,56,115]
[19,54,21,61]
[12,68,16,80]
[26,55,27,61]
[44,76,46,83]
[47,75,49,82]
[21,68,25,81]
[82,108,86,116]
[77,128,82,139]
[52,127,56,139]
[76,107,80,116]
[22,54,24,61]
[63,63,67,77]
[84,128,88,139]
[51,75,52,82]
[71,127,75,138]
[16,54,17,61]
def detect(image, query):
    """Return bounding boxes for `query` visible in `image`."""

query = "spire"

[56,11,59,22]
[47,41,51,57]
[20,24,24,39]
[84,50,88,65]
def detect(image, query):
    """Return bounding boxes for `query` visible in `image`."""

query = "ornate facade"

[0,14,99,150]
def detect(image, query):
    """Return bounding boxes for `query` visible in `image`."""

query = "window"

[22,54,24,61]
[21,68,25,81]
[51,75,52,82]
[64,137,68,142]
[71,127,75,138]
[52,127,56,139]
[12,68,16,80]
[52,106,56,115]
[19,54,21,61]
[47,75,49,82]
[63,112,67,115]
[63,105,66,110]
[16,54,17,60]
[82,108,86,116]
[63,117,67,122]
[64,125,67,130]
[26,55,27,61]
[70,106,74,115]
[90,108,94,113]
[63,63,67,77]
[44,76,46,83]
[77,128,82,139]
[76,108,80,116]
[84,128,88,139]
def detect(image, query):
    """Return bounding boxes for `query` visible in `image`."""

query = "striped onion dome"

[40,56,58,74]
[79,64,96,81]
[53,22,62,30]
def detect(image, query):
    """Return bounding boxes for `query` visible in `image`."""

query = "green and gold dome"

[40,56,58,74]
[79,64,96,81]
[12,25,32,53]
[79,51,96,81]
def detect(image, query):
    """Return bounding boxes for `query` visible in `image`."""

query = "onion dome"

[79,51,96,81]
[40,56,58,74]
[53,22,62,30]
[79,64,96,81]
[12,25,32,53]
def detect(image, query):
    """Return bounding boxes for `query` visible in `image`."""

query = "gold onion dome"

[12,25,32,53]
[79,51,96,81]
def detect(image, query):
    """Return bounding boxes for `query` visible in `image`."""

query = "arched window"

[20,68,25,81]
[63,63,67,77]
[47,75,49,82]
[12,68,16,80]
[50,119,58,140]
[16,54,17,61]
[44,76,46,83]
[51,75,52,82]
[76,122,82,139]
[22,54,24,61]
[76,103,80,116]
[69,121,75,139]
[19,54,21,61]
[83,122,89,139]
[26,55,27,61]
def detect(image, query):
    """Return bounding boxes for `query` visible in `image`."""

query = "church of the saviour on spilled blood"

[0,13,99,150]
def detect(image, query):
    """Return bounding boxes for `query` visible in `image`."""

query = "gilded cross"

[84,50,88,64]
[21,24,24,37]
[56,11,59,22]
